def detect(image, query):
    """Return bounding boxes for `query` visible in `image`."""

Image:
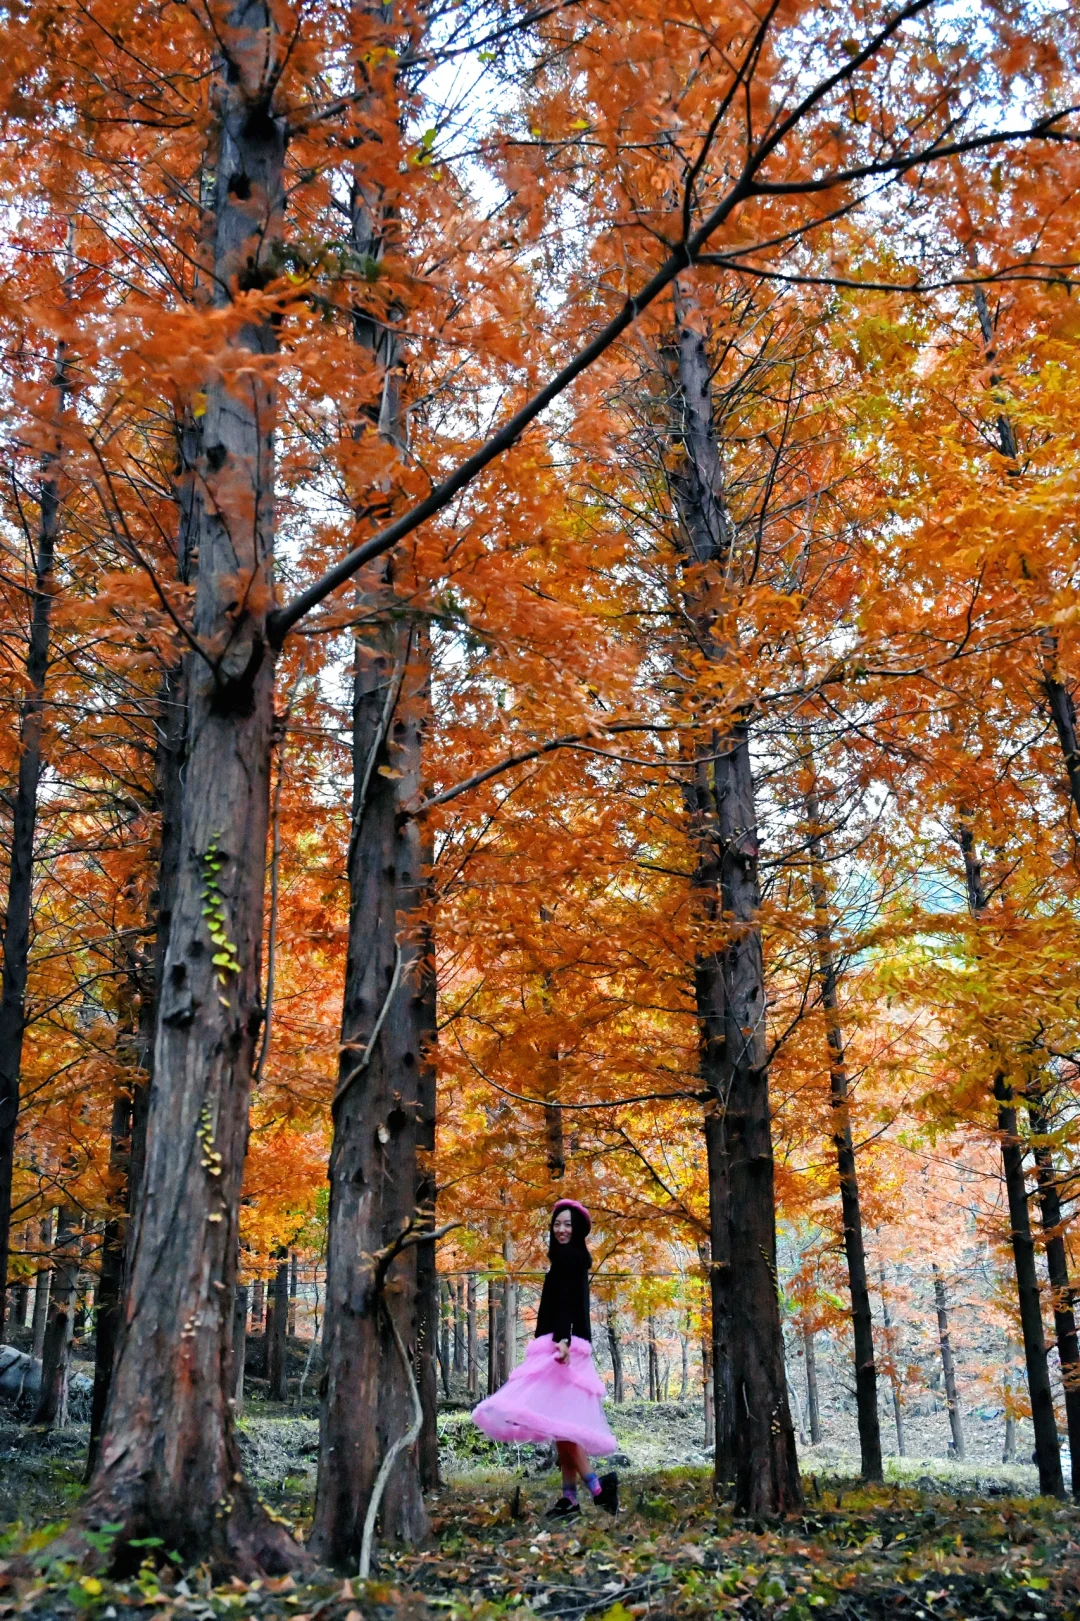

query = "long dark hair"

[548,1201,592,1267]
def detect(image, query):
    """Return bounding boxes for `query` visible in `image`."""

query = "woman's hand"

[555,1339,570,1364]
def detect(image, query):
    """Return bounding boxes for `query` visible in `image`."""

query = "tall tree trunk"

[0,341,69,1339]
[310,56,438,1543]
[878,1259,906,1457]
[1027,1090,1080,1499]
[702,1331,715,1450]
[288,1252,298,1338]
[647,1317,659,1402]
[311,609,434,1562]
[1003,1344,1017,1463]
[31,1210,53,1361]
[32,1205,79,1427]
[467,1274,478,1400]
[503,1234,517,1375]
[701,916,736,1484]
[496,1274,508,1387]
[487,1277,499,1395]
[73,1238,91,1340]
[993,1078,1063,1494]
[667,292,794,1508]
[80,12,298,1570]
[233,1284,249,1416]
[607,1306,624,1404]
[9,1277,28,1330]
[932,1266,966,1462]
[438,1278,451,1397]
[453,1277,465,1374]
[89,631,195,1468]
[268,1250,289,1401]
[958,823,1063,1494]
[806,794,881,1481]
[251,1277,265,1333]
[413,921,439,1494]
[87,1089,133,1470]
[715,718,801,1512]
[802,1328,822,1445]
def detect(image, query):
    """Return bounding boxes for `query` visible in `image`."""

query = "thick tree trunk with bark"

[32,1206,79,1426]
[79,15,299,1572]
[993,1078,1064,1495]
[0,345,68,1338]
[688,748,737,1484]
[807,799,881,1481]
[703,1107,737,1483]
[310,608,434,1565]
[715,719,802,1513]
[90,625,195,1466]
[413,928,439,1494]
[1027,1094,1080,1499]
[310,79,439,1547]
[932,1267,966,1461]
[667,293,796,1509]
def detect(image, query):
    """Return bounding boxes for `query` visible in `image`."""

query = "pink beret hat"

[551,1198,591,1232]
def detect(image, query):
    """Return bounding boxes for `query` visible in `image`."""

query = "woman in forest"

[472,1199,619,1519]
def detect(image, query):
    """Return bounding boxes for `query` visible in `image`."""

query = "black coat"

[535,1247,591,1343]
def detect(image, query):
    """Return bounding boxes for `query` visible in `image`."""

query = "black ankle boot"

[593,1472,619,1515]
[545,1494,581,1521]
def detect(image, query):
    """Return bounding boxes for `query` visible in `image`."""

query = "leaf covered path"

[392,1474,1080,1621]
[5,1471,1080,1621]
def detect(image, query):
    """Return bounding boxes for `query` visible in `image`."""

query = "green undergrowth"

[3,1468,1080,1621]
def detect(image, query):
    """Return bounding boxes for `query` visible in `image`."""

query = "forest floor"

[2,1399,1079,1621]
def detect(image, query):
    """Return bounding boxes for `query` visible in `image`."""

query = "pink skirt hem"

[471,1333,617,1456]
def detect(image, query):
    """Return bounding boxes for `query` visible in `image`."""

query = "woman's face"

[552,1208,573,1244]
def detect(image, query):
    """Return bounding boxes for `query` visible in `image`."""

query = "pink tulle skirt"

[471,1333,618,1456]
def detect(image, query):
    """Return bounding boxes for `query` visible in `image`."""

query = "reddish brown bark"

[666,293,801,1514]
[76,3,302,1571]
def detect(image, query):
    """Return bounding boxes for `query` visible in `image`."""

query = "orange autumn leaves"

[1,0,1079,1403]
